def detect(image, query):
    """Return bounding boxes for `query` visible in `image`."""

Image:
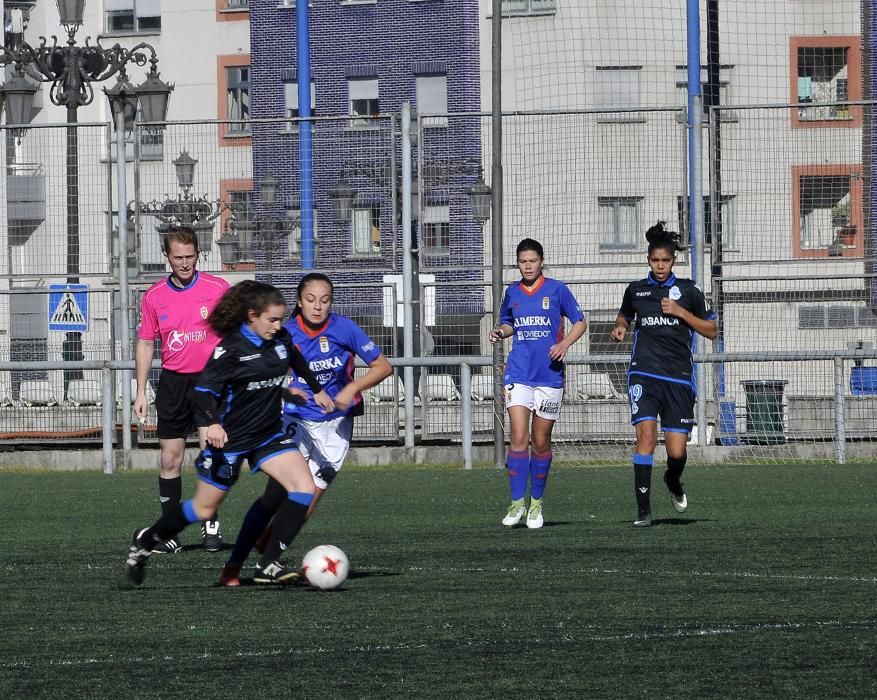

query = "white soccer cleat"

[501,501,527,527]
[526,499,544,529]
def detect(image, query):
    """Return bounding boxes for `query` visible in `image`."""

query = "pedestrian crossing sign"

[48,284,89,332]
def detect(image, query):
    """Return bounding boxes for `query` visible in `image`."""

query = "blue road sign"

[49,284,89,332]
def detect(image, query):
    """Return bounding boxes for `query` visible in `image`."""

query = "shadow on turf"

[618,517,712,526]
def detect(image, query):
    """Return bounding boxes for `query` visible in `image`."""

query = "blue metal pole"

[687,0,702,277]
[297,0,315,269]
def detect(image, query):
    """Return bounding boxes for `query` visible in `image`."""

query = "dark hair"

[163,225,199,256]
[516,238,544,260]
[645,221,681,256]
[208,280,286,336]
[292,272,335,318]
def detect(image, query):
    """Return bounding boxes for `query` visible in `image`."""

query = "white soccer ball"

[302,544,349,590]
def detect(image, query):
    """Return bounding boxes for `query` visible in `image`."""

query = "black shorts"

[194,432,301,491]
[155,370,205,440]
[627,373,695,433]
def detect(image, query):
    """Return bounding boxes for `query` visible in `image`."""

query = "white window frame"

[598,196,641,250]
[352,206,381,255]
[348,78,379,129]
[283,81,316,132]
[416,75,448,128]
[596,67,642,122]
[288,207,318,255]
[675,65,736,122]
[422,204,450,255]
[501,0,556,16]
[105,0,161,34]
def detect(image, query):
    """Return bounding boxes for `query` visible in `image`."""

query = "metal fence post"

[834,357,847,464]
[102,365,115,474]
[461,362,472,470]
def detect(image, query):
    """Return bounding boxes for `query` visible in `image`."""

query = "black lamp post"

[468,170,492,225]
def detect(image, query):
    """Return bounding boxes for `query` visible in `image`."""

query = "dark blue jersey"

[192,324,320,452]
[618,272,714,385]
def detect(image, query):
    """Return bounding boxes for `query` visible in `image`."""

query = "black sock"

[140,504,191,551]
[227,499,273,567]
[633,454,653,515]
[257,499,309,568]
[260,478,288,512]
[666,454,687,483]
[158,476,182,517]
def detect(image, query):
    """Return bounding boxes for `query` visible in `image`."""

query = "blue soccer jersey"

[500,276,585,388]
[283,313,383,421]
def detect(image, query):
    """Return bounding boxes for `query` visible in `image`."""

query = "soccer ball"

[302,544,349,590]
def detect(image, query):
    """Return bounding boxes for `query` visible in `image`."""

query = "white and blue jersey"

[283,313,383,422]
[499,276,585,389]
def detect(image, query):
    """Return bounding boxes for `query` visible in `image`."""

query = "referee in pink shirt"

[134,226,230,554]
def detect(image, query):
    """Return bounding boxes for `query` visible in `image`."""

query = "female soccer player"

[489,238,587,529]
[217,272,392,586]
[125,280,334,586]
[610,222,717,527]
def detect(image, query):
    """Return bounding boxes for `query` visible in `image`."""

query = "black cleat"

[201,520,223,552]
[253,561,302,585]
[152,537,182,554]
[126,528,152,585]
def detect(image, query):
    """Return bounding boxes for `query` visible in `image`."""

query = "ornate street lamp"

[138,151,225,255]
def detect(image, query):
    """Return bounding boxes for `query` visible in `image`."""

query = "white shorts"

[285,415,353,490]
[504,384,564,421]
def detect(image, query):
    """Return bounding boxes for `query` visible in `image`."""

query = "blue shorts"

[194,432,300,490]
[627,374,695,433]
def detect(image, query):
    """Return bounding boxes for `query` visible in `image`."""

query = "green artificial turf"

[0,462,875,698]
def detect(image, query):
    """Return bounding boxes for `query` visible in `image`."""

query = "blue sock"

[529,450,553,500]
[506,450,530,501]
[227,498,272,567]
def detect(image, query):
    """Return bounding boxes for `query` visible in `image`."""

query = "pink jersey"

[137,271,229,374]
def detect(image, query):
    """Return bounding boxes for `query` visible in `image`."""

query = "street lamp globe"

[104,72,139,132]
[260,174,279,208]
[329,175,356,224]
[173,151,197,190]
[136,68,174,124]
[468,171,492,224]
[56,0,86,28]
[2,68,38,126]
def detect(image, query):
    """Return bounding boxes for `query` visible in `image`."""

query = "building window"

[352,206,381,254]
[139,126,164,160]
[218,56,251,144]
[348,78,379,128]
[416,75,448,128]
[791,36,861,128]
[675,65,735,121]
[422,204,450,255]
[793,165,862,258]
[288,207,317,255]
[225,0,249,7]
[501,0,556,16]
[596,67,642,122]
[283,80,316,132]
[598,197,641,250]
[677,194,737,250]
[105,0,161,33]
[226,66,249,133]
[799,305,876,330]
